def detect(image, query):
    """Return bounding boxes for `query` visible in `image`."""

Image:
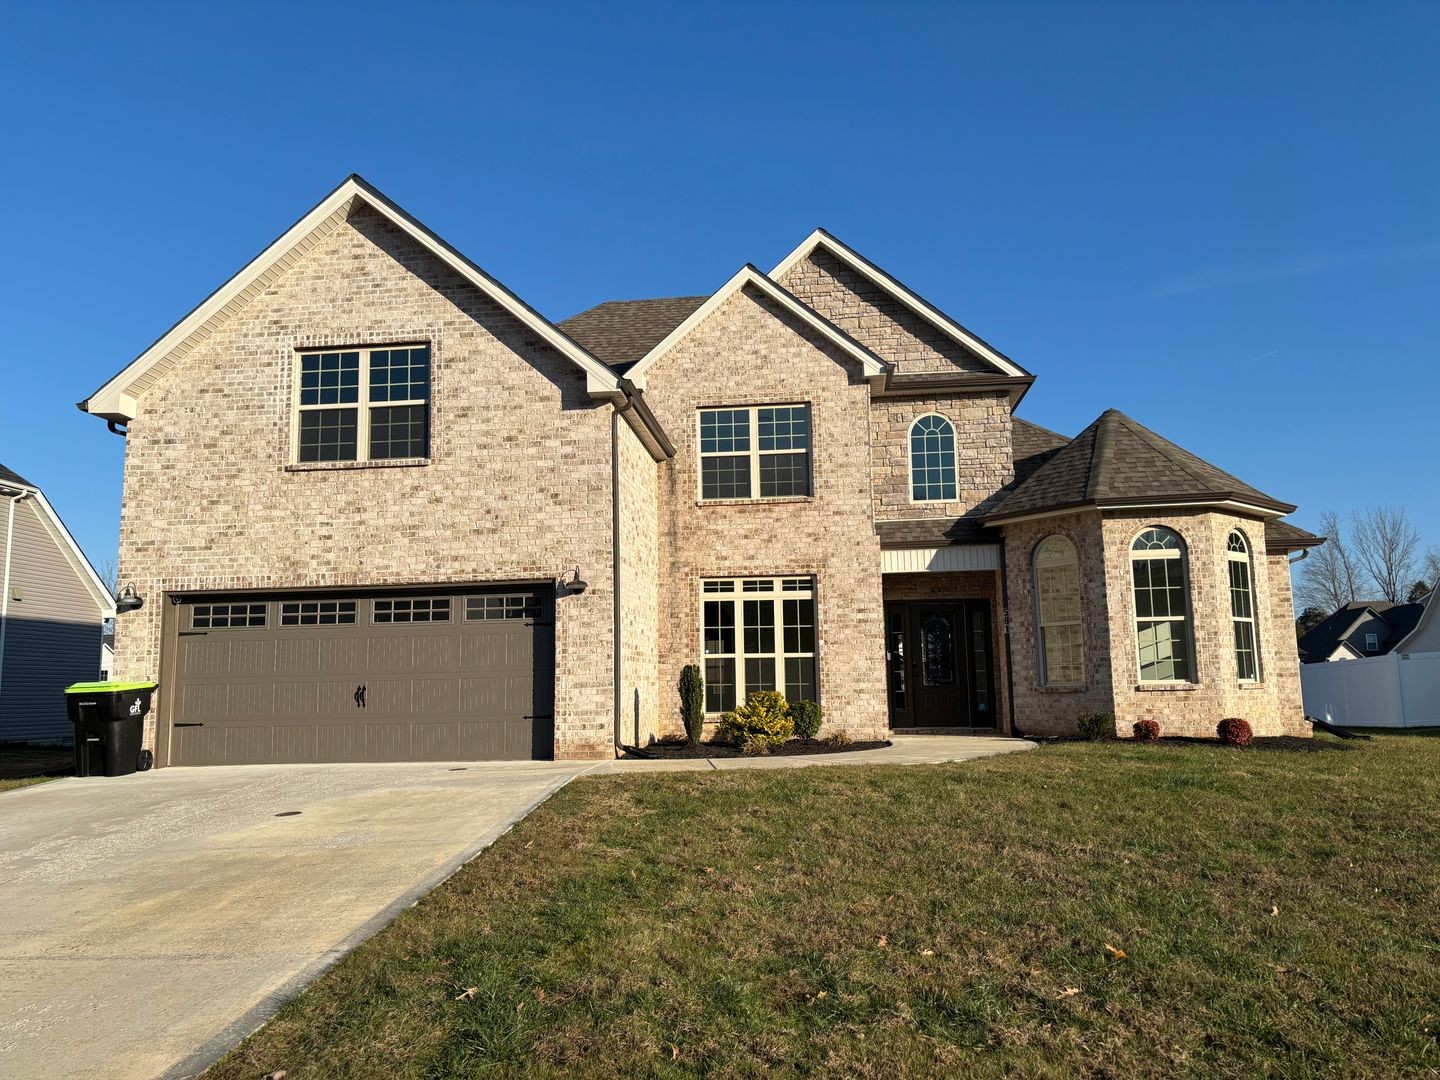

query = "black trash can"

[64,681,157,777]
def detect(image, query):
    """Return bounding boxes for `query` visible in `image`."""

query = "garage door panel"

[169,589,552,766]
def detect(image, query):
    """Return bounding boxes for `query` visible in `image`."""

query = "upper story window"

[910,414,957,501]
[1033,535,1084,685]
[1131,526,1193,682]
[1226,531,1261,681]
[294,345,430,463]
[1365,632,1379,651]
[698,405,811,501]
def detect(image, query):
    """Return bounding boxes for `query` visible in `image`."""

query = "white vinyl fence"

[1300,651,1440,729]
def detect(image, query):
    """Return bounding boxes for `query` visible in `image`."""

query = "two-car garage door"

[166,588,554,766]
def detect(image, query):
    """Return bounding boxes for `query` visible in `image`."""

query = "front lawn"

[0,743,73,792]
[209,733,1440,1078]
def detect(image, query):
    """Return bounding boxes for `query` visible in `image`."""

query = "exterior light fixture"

[115,583,144,613]
[559,566,589,594]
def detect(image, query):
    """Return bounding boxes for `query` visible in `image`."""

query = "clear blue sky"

[2,3,1437,573]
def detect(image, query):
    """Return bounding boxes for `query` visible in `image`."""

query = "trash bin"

[64,681,157,777]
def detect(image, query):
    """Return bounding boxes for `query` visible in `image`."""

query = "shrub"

[822,730,853,748]
[716,691,794,749]
[1132,718,1161,742]
[739,734,773,756]
[1076,711,1114,740]
[1217,717,1254,747]
[678,664,705,745]
[789,700,823,741]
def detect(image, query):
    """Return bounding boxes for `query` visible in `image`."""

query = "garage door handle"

[354,684,366,709]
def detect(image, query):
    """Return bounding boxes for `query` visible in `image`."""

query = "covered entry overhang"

[877,520,1010,734]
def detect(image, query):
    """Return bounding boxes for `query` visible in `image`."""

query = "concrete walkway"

[0,760,594,1080]
[590,734,1035,774]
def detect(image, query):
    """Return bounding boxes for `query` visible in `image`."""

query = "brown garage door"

[165,587,554,766]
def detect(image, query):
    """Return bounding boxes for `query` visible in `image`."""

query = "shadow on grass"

[0,742,74,790]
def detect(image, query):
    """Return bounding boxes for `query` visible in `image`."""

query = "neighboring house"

[0,464,117,743]
[78,176,1322,767]
[100,630,115,680]
[1297,600,1426,663]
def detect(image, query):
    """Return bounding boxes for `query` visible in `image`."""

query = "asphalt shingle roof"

[986,409,1294,520]
[1297,600,1425,661]
[558,296,709,369]
[0,462,35,489]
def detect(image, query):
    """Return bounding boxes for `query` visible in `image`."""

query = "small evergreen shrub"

[716,691,794,749]
[1217,717,1254,746]
[789,700,823,741]
[1132,718,1161,742]
[678,664,705,745]
[1076,711,1114,740]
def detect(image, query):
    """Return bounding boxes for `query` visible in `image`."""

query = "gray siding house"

[0,464,116,743]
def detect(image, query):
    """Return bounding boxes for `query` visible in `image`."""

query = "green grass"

[208,733,1440,1078]
[0,743,73,792]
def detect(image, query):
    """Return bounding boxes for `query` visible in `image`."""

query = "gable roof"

[1298,600,1425,662]
[0,462,35,490]
[80,175,622,422]
[984,408,1295,524]
[558,296,708,370]
[621,266,888,389]
[771,228,1031,380]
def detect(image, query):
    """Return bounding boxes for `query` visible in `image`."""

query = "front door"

[886,600,996,729]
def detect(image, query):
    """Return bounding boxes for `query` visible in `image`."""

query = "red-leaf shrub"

[1132,719,1161,742]
[1217,717,1254,746]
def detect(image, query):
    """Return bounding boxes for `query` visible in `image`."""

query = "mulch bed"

[628,739,892,760]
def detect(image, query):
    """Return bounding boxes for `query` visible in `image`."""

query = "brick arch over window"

[1032,534,1084,685]
[1129,525,1194,683]
[909,413,957,501]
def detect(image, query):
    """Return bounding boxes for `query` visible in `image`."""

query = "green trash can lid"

[64,680,157,694]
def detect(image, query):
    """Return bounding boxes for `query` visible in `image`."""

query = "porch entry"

[885,600,997,729]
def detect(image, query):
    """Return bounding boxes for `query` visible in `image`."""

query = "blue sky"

[2,3,1437,573]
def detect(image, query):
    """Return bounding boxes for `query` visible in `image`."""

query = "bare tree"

[96,555,119,596]
[1297,510,1363,612]
[1424,547,1440,592]
[1350,506,1421,605]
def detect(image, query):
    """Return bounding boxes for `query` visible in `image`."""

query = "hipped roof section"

[79,175,623,422]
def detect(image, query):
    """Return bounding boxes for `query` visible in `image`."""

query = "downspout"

[610,404,629,757]
[0,486,31,715]
[997,540,1022,738]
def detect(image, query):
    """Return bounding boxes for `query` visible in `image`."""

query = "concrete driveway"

[0,759,593,1080]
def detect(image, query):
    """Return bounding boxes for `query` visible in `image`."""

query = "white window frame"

[699,576,816,713]
[1129,526,1196,684]
[908,413,959,503]
[1365,632,1379,651]
[1226,530,1261,682]
[1032,534,1085,686]
[291,344,430,465]
[696,404,812,502]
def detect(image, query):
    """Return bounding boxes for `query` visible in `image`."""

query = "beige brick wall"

[644,284,888,741]
[616,416,661,746]
[113,205,619,759]
[777,249,995,375]
[869,392,1014,521]
[1098,509,1307,738]
[1001,512,1118,735]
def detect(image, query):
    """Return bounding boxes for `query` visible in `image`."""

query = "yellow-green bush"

[717,690,794,749]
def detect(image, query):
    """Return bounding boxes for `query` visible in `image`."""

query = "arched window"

[909,415,957,501]
[1227,531,1260,681]
[1033,535,1084,685]
[1130,527,1193,682]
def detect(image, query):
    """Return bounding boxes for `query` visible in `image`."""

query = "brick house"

[79,176,1321,765]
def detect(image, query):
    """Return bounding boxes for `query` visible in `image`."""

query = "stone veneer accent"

[644,284,889,742]
[113,206,619,758]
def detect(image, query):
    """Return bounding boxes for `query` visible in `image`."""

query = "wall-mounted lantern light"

[115,583,144,613]
[558,566,589,594]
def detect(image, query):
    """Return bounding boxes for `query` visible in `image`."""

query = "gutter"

[0,485,32,713]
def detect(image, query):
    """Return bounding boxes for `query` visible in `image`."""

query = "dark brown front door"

[886,600,996,729]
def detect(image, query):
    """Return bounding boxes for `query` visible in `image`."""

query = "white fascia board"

[84,177,618,420]
[770,229,1030,380]
[986,498,1283,528]
[32,492,117,617]
[624,265,887,390]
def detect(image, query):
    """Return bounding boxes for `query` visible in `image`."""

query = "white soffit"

[881,545,1000,574]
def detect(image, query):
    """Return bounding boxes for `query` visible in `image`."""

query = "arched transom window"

[1227,531,1260,681]
[909,415,957,501]
[1130,526,1193,682]
[1033,535,1084,685]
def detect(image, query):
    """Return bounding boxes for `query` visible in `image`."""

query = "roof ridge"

[1082,412,1111,502]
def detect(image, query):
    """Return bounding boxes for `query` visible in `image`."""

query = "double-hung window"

[1226,531,1261,681]
[698,405,811,500]
[701,577,816,712]
[1033,535,1084,685]
[1130,526,1193,682]
[295,345,430,463]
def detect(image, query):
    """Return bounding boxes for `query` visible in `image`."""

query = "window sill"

[1237,681,1267,691]
[1133,682,1199,692]
[285,458,430,473]
[1034,684,1087,693]
[695,496,815,508]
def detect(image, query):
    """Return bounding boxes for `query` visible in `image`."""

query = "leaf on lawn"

[671,1044,680,1060]
[455,987,478,1001]
[1104,944,1127,959]
[263,1072,287,1080]
[876,935,889,948]
[534,986,546,1002]
[701,866,715,874]
[1271,906,1279,916]
[1058,987,1080,999]
[919,948,935,957]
